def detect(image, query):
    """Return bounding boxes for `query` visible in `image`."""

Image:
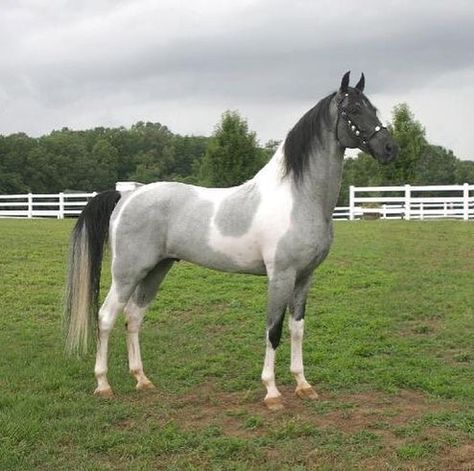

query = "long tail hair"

[64,190,122,354]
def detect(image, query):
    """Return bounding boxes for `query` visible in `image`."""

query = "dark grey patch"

[132,259,175,308]
[268,313,285,349]
[214,182,261,237]
[266,269,296,349]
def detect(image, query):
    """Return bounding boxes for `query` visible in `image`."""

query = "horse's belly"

[204,231,266,274]
[167,224,266,274]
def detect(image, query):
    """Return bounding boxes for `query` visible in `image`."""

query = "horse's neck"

[302,141,345,215]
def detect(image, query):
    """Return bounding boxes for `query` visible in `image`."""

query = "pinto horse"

[64,72,398,409]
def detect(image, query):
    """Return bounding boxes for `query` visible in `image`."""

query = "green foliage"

[454,159,474,183]
[414,144,457,185]
[0,123,210,194]
[90,139,119,190]
[381,103,427,184]
[199,111,266,187]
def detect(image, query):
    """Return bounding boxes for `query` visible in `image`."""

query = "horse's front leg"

[289,273,319,400]
[261,269,296,410]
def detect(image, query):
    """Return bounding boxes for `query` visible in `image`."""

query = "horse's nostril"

[383,141,399,161]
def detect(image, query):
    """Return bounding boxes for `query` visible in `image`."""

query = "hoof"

[264,396,284,411]
[94,387,114,398]
[136,380,155,391]
[295,386,319,400]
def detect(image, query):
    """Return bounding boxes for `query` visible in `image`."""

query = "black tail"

[64,190,122,354]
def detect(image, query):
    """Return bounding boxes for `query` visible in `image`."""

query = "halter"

[335,93,385,152]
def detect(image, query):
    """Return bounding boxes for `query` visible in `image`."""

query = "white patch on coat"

[199,145,294,272]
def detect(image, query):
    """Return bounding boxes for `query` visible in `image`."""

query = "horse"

[64,71,398,410]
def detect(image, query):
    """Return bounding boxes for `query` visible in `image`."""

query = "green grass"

[0,219,473,470]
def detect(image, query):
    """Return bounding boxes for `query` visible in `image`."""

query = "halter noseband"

[335,93,385,152]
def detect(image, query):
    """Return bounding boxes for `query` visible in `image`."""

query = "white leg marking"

[289,317,318,399]
[125,300,154,390]
[261,335,283,409]
[289,318,309,388]
[94,285,124,396]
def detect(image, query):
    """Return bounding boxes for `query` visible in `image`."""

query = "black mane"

[283,92,336,181]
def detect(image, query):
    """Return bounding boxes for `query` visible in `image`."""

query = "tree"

[454,159,474,184]
[263,139,281,161]
[381,103,427,184]
[173,134,209,183]
[199,111,266,187]
[414,145,457,185]
[90,139,119,190]
[127,121,176,182]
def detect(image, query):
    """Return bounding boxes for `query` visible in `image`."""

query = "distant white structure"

[115,181,144,192]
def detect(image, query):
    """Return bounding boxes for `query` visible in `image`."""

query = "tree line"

[1,105,473,206]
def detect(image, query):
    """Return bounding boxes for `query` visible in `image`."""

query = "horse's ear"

[340,71,350,93]
[355,73,365,92]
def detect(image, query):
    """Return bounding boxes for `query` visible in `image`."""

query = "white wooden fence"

[0,192,96,219]
[348,183,474,221]
[0,184,473,220]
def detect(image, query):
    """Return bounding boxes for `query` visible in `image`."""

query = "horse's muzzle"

[382,140,398,163]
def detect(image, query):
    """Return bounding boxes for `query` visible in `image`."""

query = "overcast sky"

[1,0,473,159]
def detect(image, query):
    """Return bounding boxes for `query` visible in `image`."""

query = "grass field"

[0,219,473,470]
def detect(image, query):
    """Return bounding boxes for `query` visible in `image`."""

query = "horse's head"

[335,71,398,164]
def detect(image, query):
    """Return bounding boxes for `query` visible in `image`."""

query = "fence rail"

[0,192,96,219]
[0,184,473,220]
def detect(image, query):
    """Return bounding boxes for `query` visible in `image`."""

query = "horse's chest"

[275,221,334,273]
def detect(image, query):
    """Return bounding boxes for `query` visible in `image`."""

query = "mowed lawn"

[0,219,473,470]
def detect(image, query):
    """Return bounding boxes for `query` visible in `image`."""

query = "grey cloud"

[0,1,473,158]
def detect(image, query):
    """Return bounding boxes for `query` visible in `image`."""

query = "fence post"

[463,183,469,221]
[27,193,33,218]
[420,202,424,221]
[404,184,411,220]
[58,192,65,219]
[349,185,355,220]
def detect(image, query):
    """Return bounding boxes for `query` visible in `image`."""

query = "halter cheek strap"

[335,93,385,152]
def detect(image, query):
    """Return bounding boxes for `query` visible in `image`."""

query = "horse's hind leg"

[289,273,318,400]
[94,283,127,397]
[125,259,174,391]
